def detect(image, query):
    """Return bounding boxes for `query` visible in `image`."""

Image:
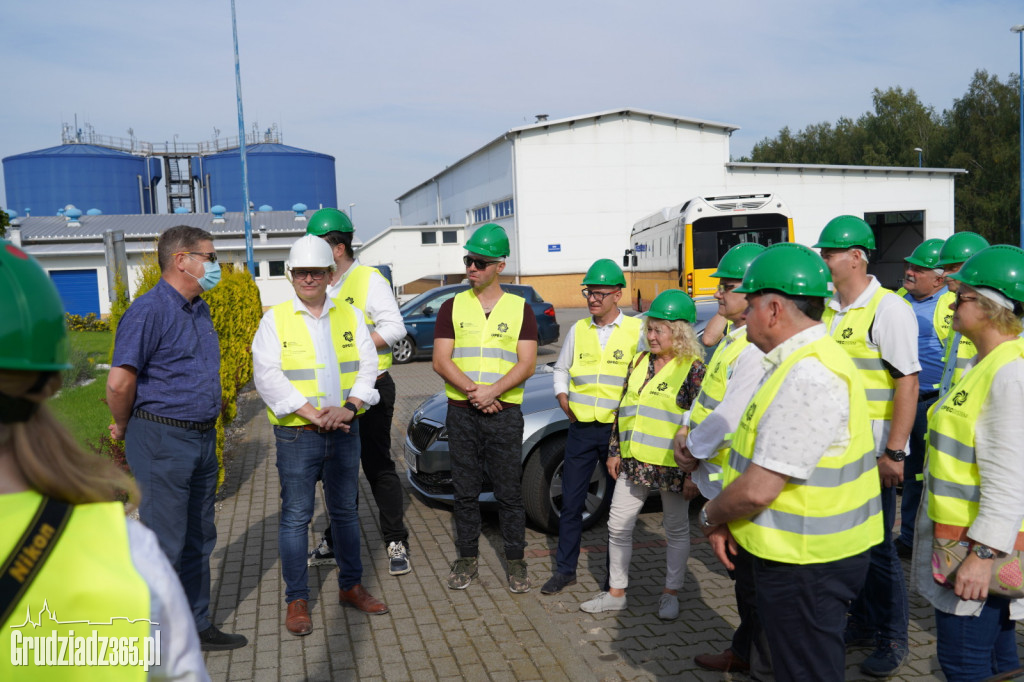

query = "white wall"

[357,225,466,288]
[513,116,732,276]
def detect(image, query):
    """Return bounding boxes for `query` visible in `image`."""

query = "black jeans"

[322,372,408,548]
[447,403,526,560]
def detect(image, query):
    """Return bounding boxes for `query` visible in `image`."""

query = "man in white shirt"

[543,259,645,596]
[676,243,768,674]
[815,215,919,678]
[252,235,386,637]
[304,208,412,576]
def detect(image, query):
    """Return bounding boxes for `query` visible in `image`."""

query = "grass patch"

[49,370,110,450]
[70,330,113,363]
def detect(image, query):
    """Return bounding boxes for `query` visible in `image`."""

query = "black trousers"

[323,372,407,548]
[446,403,526,560]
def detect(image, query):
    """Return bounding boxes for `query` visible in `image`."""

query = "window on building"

[494,198,514,219]
[442,230,458,244]
[473,205,491,223]
[421,231,437,245]
[269,260,285,277]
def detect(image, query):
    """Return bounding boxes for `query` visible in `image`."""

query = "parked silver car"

[403,300,720,534]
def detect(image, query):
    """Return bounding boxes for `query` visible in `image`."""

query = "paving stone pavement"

[201,308,1023,681]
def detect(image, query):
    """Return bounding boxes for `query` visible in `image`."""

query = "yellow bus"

[624,193,794,311]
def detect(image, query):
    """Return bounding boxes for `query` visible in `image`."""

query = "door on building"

[864,211,924,290]
[49,269,101,317]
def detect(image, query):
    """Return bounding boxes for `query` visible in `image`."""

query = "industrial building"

[392,108,965,307]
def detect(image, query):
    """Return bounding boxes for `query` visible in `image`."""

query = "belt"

[918,390,939,403]
[133,408,217,432]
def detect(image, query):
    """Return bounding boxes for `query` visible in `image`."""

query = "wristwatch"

[699,504,717,530]
[972,544,996,560]
[884,447,907,462]
[343,401,359,414]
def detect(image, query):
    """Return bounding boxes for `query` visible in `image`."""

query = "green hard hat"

[465,223,510,258]
[0,240,71,371]
[581,259,626,287]
[937,231,990,266]
[735,243,832,298]
[813,215,876,250]
[646,290,696,323]
[712,243,768,279]
[904,238,945,269]
[306,207,353,236]
[946,245,1024,303]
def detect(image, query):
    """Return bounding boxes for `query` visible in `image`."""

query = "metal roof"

[2,143,139,162]
[396,108,742,201]
[204,143,334,160]
[726,161,967,175]
[13,211,312,242]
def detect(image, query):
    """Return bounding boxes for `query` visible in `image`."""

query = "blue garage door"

[49,269,101,317]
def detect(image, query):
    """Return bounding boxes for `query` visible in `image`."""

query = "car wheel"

[522,433,613,534]
[392,336,415,364]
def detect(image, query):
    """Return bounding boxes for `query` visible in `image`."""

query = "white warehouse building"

[390,108,964,308]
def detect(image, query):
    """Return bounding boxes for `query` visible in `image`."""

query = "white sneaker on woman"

[657,593,679,620]
[580,591,627,613]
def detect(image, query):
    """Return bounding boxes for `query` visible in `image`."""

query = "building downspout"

[507,133,521,284]
[137,174,145,214]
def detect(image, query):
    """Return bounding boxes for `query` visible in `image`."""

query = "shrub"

[66,313,110,332]
[61,347,97,387]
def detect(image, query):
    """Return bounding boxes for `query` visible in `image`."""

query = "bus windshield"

[691,213,790,270]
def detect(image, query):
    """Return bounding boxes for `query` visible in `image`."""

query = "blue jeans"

[934,598,1019,682]
[126,417,218,631]
[899,396,936,547]
[848,483,909,644]
[274,423,362,603]
[555,421,614,576]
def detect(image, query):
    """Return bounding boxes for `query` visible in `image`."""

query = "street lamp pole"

[232,0,256,276]
[1014,25,1024,249]
[914,147,923,168]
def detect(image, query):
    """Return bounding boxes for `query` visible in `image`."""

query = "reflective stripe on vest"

[336,265,393,372]
[267,299,365,426]
[822,287,901,421]
[446,290,526,403]
[721,335,882,564]
[617,353,696,467]
[1,491,149,680]
[568,316,643,423]
[688,326,751,481]
[927,338,1024,529]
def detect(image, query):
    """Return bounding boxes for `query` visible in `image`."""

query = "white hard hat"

[287,234,335,270]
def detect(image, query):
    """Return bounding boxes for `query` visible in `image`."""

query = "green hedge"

[106,255,263,489]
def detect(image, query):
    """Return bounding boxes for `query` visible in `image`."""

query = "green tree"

[0,207,9,239]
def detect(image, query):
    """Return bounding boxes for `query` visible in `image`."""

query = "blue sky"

[1,1,1019,237]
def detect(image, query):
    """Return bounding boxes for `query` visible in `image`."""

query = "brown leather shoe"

[338,584,389,614]
[694,649,749,672]
[285,599,312,636]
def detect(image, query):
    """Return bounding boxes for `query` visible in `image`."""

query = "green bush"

[62,347,97,387]
[66,313,110,332]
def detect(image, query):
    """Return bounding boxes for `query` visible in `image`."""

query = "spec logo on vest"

[841,328,854,340]
[345,296,355,304]
[497,322,509,333]
[656,382,669,392]
[952,390,968,407]
[745,402,757,422]
[343,331,354,342]
[613,349,624,360]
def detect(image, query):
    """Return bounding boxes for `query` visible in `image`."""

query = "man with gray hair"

[107,224,247,651]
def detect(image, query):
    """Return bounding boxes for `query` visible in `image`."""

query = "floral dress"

[608,352,705,493]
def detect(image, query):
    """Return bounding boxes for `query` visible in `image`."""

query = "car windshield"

[399,287,463,314]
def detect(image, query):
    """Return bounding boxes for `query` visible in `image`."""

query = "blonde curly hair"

[646,317,702,360]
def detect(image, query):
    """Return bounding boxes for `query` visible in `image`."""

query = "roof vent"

[66,207,83,227]
[174,207,190,214]
[258,204,273,212]
[535,114,549,122]
[292,203,308,221]
[86,208,102,216]
[211,205,226,224]
[23,208,31,217]
[57,208,66,217]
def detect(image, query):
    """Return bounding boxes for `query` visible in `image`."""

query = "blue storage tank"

[2,144,162,215]
[203,143,336,212]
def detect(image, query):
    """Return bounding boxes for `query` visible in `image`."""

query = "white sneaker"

[580,591,627,613]
[657,593,679,620]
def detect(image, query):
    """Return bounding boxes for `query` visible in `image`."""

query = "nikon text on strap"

[0,496,73,625]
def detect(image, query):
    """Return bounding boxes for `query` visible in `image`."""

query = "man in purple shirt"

[107,225,246,651]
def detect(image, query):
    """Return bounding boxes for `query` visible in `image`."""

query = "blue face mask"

[188,260,222,291]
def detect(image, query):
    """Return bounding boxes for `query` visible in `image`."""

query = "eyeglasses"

[581,288,617,302]
[717,282,739,294]
[954,293,979,306]
[175,251,218,263]
[291,269,329,282]
[463,256,502,270]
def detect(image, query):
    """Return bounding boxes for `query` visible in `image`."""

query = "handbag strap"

[0,496,73,626]
[934,523,1024,551]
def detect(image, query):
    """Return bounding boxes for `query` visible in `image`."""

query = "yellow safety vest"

[568,315,643,423]
[617,352,697,467]
[822,287,902,421]
[1,491,149,680]
[446,290,526,404]
[267,299,365,426]
[927,338,1024,530]
[689,326,751,482]
[933,290,954,346]
[722,335,882,564]
[336,264,393,372]
[938,296,977,393]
